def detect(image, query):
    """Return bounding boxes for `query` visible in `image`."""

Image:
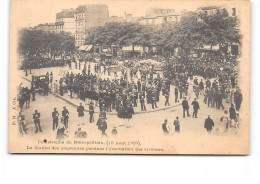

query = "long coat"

[182,100,189,109]
[204,118,214,131]
[77,105,84,117]
[191,101,200,110]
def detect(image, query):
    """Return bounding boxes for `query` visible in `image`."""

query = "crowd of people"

[18,49,243,137]
[21,58,66,70]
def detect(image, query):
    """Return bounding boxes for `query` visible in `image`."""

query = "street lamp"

[25,59,28,76]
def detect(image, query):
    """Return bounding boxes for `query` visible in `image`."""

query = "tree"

[19,29,75,61]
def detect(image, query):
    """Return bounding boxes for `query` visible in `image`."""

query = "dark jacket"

[77,105,84,117]
[62,109,69,118]
[229,107,236,119]
[33,113,40,123]
[191,100,200,109]
[234,91,242,103]
[204,118,214,130]
[182,100,189,109]
[52,111,59,120]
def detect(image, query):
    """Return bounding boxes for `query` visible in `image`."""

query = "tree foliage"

[85,8,239,53]
[19,29,75,59]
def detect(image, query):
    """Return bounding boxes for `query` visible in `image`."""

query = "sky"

[11,0,205,28]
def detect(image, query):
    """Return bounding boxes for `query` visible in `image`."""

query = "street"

[18,65,238,141]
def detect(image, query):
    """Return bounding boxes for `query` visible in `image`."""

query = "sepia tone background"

[9,0,250,154]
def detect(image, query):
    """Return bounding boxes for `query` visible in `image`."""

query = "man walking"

[33,110,42,133]
[97,116,107,137]
[191,98,200,118]
[139,92,146,111]
[52,108,59,131]
[204,115,214,133]
[229,104,236,127]
[162,119,170,135]
[234,89,242,111]
[182,97,190,118]
[18,112,27,135]
[62,106,69,129]
[89,102,95,123]
[77,103,84,117]
[173,116,180,133]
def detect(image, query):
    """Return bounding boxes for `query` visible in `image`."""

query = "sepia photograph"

[9,0,250,154]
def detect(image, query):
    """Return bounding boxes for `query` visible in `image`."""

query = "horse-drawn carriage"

[32,75,49,94]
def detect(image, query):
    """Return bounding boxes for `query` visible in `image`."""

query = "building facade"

[34,23,56,33]
[75,4,109,47]
[55,8,75,34]
[107,16,124,23]
[197,6,238,17]
[125,8,184,25]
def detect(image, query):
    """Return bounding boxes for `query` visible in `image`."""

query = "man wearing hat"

[18,111,27,135]
[165,90,170,106]
[96,116,107,136]
[182,97,190,118]
[204,115,215,133]
[89,102,95,123]
[162,119,170,135]
[139,92,146,111]
[62,106,69,129]
[77,103,84,117]
[52,108,59,131]
[191,98,200,118]
[173,116,180,133]
[33,110,42,133]
[234,89,242,111]
[229,104,236,127]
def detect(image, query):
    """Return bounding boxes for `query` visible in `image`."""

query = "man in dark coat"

[33,110,42,133]
[229,104,236,126]
[18,112,27,135]
[191,98,200,118]
[217,91,224,110]
[52,108,59,130]
[62,106,69,128]
[234,89,242,111]
[139,92,146,111]
[182,97,190,118]
[89,102,95,123]
[199,79,204,95]
[173,116,180,133]
[164,90,170,106]
[162,119,170,135]
[137,79,141,92]
[77,103,84,117]
[204,115,214,133]
[96,117,107,136]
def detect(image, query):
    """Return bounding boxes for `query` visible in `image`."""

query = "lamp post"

[25,59,28,76]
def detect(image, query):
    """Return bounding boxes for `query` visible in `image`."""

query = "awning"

[122,46,143,52]
[196,45,220,51]
[85,45,93,51]
[138,59,160,65]
[78,45,88,51]
[101,53,113,57]
[78,45,93,51]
